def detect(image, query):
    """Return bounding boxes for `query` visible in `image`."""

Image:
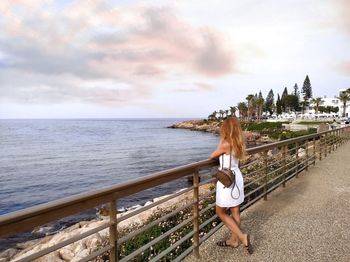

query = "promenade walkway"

[185,142,350,262]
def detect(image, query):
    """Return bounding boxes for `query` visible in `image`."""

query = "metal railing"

[0,126,349,261]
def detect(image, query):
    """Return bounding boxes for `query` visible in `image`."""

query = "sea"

[0,119,219,250]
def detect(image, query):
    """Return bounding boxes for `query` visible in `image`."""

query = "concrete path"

[185,142,350,262]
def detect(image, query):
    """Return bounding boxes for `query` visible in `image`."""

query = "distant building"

[307,89,350,117]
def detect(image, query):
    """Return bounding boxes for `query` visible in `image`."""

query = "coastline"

[168,119,221,134]
[0,184,214,262]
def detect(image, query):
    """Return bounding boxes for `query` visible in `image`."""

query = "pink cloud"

[337,61,350,75]
[170,82,215,93]
[0,2,237,106]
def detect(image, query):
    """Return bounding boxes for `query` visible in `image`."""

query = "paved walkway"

[185,142,350,262]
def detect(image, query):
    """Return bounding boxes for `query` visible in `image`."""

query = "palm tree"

[229,106,237,117]
[311,97,323,115]
[208,112,217,121]
[256,97,264,121]
[338,93,350,117]
[246,94,254,120]
[237,102,248,120]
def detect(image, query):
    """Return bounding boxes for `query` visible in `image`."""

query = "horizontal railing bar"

[266,179,287,195]
[0,164,217,237]
[243,165,265,178]
[15,222,113,262]
[119,216,194,262]
[118,201,195,245]
[199,222,224,244]
[199,202,216,216]
[118,186,194,223]
[266,157,284,169]
[199,189,216,202]
[77,245,113,262]
[198,177,216,187]
[0,126,346,262]
[199,214,219,230]
[244,174,266,188]
[149,229,194,262]
[173,245,194,262]
[245,184,265,198]
[265,164,286,177]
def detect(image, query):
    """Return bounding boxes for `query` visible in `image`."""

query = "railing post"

[295,142,299,178]
[319,135,322,161]
[335,129,339,149]
[325,134,328,157]
[328,132,332,154]
[263,151,268,200]
[283,145,287,187]
[313,137,316,165]
[192,171,200,258]
[334,129,337,148]
[109,200,117,262]
[305,140,309,171]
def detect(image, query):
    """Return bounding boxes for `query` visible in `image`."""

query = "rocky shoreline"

[168,120,221,134]
[168,119,272,145]
[0,184,213,262]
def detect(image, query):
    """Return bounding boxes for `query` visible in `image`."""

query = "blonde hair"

[220,117,246,160]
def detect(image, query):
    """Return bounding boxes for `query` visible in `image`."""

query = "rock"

[71,249,91,262]
[59,248,75,261]
[0,248,17,260]
[85,233,103,249]
[36,252,64,262]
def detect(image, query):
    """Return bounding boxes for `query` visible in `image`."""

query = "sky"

[0,0,349,119]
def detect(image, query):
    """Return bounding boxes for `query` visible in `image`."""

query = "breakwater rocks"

[168,120,270,145]
[168,120,220,134]
[0,184,213,262]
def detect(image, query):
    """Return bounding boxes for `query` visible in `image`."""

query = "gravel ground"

[184,142,350,262]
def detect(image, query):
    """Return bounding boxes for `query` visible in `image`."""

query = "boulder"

[0,248,17,260]
[71,249,91,262]
[59,248,75,261]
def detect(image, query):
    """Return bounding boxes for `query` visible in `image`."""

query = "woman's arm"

[210,141,230,159]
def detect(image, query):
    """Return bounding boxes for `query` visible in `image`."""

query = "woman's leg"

[216,205,247,246]
[228,206,241,244]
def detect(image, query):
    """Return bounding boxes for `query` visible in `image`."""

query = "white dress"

[216,153,245,208]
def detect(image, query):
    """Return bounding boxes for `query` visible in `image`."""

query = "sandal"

[216,240,239,248]
[244,234,253,254]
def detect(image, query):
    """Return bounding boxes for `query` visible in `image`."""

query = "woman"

[210,117,253,254]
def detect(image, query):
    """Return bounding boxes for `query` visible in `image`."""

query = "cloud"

[0,1,236,106]
[171,82,215,93]
[335,0,350,75]
[337,61,350,75]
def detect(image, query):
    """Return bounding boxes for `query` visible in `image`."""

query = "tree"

[276,94,282,115]
[285,95,299,112]
[246,94,255,120]
[256,91,264,120]
[293,83,299,97]
[229,106,237,117]
[264,89,274,115]
[207,111,217,121]
[237,102,248,120]
[338,92,350,117]
[281,87,288,112]
[302,75,312,99]
[311,97,323,115]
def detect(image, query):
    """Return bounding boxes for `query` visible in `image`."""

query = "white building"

[307,90,350,117]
